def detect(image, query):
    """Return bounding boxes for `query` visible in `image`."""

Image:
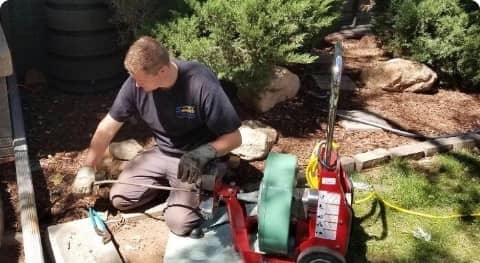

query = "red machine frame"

[215,147,353,263]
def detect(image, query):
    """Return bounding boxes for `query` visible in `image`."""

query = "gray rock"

[231,127,269,161]
[241,120,278,147]
[109,139,143,161]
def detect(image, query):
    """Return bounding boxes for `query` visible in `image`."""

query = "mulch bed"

[1,34,479,251]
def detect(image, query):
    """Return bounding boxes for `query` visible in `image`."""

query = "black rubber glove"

[178,144,217,184]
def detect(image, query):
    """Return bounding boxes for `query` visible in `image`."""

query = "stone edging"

[340,132,480,173]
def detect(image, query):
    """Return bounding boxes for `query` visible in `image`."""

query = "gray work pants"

[109,147,201,236]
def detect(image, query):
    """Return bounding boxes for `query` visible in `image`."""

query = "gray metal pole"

[8,74,45,263]
[325,42,343,167]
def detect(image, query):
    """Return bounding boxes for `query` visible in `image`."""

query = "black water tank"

[46,0,126,94]
[2,0,47,78]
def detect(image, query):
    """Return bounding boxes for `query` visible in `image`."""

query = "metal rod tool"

[94,180,198,193]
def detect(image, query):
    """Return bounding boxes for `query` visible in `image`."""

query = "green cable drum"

[258,153,297,255]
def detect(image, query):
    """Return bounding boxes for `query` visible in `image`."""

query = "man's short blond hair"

[124,36,170,75]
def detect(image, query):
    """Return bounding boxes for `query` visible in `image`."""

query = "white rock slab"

[47,218,122,263]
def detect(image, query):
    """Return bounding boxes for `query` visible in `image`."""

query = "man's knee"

[110,192,135,211]
[164,206,202,236]
[109,186,149,211]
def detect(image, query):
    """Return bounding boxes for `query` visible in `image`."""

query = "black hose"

[332,110,480,139]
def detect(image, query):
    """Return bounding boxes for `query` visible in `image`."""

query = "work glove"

[72,166,96,194]
[178,144,217,184]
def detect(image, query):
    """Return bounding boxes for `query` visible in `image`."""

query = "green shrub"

[373,0,480,88]
[151,0,341,94]
[108,0,190,45]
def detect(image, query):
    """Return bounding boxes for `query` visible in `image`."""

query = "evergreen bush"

[151,0,341,94]
[108,0,190,45]
[373,0,480,88]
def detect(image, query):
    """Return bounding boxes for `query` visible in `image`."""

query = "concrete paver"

[354,148,390,171]
[434,136,476,151]
[388,143,425,160]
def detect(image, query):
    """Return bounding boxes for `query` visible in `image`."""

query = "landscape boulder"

[361,58,437,93]
[237,66,300,113]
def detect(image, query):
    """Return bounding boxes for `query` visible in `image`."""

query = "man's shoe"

[189,227,204,239]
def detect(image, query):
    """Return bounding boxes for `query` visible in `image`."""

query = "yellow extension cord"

[353,191,480,219]
[305,142,480,219]
[305,142,322,189]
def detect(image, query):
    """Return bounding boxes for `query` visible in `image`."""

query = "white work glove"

[72,166,96,194]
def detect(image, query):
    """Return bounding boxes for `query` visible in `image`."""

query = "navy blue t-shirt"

[109,60,241,157]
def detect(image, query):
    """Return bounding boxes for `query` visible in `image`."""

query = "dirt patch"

[112,217,169,263]
[1,34,479,262]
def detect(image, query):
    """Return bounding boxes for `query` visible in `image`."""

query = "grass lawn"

[347,149,480,263]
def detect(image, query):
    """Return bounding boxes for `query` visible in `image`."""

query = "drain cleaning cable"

[94,180,197,192]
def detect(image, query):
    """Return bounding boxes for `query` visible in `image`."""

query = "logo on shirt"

[175,105,196,119]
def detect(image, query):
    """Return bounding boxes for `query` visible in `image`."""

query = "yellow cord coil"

[305,142,321,189]
[305,141,338,189]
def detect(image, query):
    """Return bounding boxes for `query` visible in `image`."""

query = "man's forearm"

[84,131,113,168]
[209,129,242,157]
[84,114,123,168]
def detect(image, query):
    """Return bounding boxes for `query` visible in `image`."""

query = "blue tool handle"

[89,208,107,231]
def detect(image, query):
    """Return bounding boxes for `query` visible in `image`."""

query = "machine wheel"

[297,246,346,263]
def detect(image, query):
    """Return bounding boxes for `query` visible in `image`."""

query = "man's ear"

[157,64,168,74]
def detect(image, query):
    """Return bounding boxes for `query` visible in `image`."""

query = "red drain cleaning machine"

[203,42,354,263]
